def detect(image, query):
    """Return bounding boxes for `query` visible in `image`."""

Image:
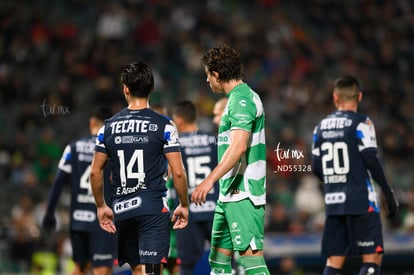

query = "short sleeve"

[311,126,320,157]
[164,121,181,153]
[356,118,377,152]
[95,125,108,154]
[57,145,72,173]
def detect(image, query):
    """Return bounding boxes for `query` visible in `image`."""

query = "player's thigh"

[138,213,170,264]
[322,215,349,256]
[90,229,117,268]
[176,221,212,265]
[116,213,170,267]
[351,212,384,256]
[222,199,266,252]
[70,230,90,266]
[211,202,232,250]
[116,217,141,267]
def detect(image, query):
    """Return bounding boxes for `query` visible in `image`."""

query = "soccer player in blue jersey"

[171,100,219,275]
[311,75,399,275]
[90,61,189,275]
[42,106,116,275]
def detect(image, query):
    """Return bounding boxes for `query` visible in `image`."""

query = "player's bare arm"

[166,151,189,229]
[191,129,250,205]
[90,151,116,233]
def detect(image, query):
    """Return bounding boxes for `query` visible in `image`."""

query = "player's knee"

[144,263,161,275]
[208,249,232,275]
[326,255,346,269]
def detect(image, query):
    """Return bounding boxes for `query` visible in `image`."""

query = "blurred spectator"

[267,178,295,208]
[8,195,41,272]
[19,170,44,205]
[266,202,291,233]
[402,203,414,232]
[294,175,324,218]
[275,256,305,275]
[33,128,61,184]
[96,2,128,40]
[401,186,414,232]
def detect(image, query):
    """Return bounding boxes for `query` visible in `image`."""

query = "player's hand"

[191,180,215,206]
[42,212,56,233]
[97,205,117,233]
[385,189,399,218]
[172,204,189,229]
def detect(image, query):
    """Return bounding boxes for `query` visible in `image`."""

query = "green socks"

[209,249,233,275]
[239,256,270,275]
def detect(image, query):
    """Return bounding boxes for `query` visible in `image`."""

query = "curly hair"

[201,45,243,82]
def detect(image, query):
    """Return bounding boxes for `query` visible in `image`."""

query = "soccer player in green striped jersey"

[192,45,269,275]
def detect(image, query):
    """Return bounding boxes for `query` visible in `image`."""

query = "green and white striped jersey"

[218,83,266,205]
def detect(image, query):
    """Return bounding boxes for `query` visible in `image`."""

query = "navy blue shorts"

[176,220,213,265]
[116,213,170,267]
[70,229,117,268]
[322,212,384,257]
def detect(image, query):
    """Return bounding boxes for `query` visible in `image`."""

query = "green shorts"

[211,199,265,252]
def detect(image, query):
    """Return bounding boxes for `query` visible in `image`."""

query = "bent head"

[89,106,113,135]
[201,45,243,93]
[171,100,197,133]
[121,61,154,99]
[333,75,362,110]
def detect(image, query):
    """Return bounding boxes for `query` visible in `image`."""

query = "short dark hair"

[201,44,243,82]
[334,75,360,90]
[121,61,154,98]
[172,100,197,123]
[333,75,360,101]
[91,106,112,122]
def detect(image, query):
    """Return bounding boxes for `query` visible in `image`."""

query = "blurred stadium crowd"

[0,0,413,273]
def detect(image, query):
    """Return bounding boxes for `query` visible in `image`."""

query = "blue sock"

[323,266,341,275]
[359,263,380,275]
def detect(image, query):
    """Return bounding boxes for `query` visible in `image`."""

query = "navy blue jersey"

[179,131,218,221]
[95,108,181,222]
[58,135,112,232]
[312,110,380,215]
